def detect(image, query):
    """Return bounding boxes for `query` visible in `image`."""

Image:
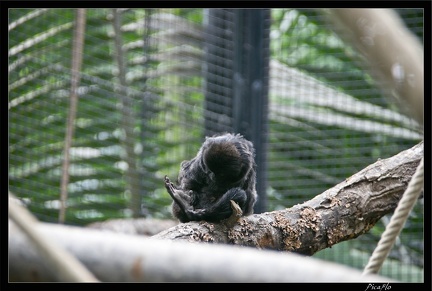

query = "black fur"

[164,133,257,223]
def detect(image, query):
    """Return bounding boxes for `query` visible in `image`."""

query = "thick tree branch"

[153,141,423,255]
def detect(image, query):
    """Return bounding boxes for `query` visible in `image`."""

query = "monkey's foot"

[164,176,194,214]
[164,176,176,195]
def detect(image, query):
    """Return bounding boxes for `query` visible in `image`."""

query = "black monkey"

[164,133,257,223]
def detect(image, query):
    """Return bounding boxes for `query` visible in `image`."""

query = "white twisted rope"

[363,157,424,275]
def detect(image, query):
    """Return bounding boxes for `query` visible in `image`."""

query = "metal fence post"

[232,9,270,214]
[204,9,270,213]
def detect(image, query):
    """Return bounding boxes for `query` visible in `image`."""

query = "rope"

[363,157,424,275]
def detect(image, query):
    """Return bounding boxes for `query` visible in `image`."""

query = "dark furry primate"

[164,133,257,223]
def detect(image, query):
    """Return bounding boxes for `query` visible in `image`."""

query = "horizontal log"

[9,220,392,282]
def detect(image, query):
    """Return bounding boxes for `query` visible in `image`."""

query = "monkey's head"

[201,133,255,185]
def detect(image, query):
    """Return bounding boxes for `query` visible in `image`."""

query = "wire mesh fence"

[8,8,424,282]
